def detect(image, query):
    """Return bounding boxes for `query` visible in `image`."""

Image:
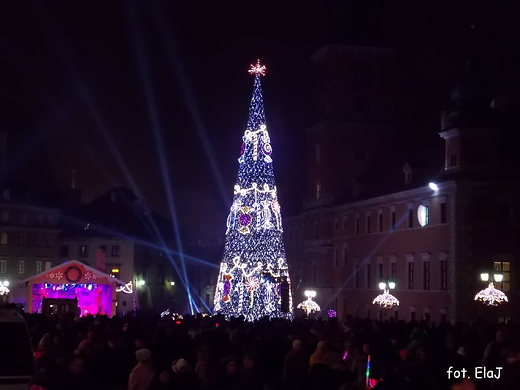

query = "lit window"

[79,245,88,257]
[18,260,25,274]
[494,261,511,292]
[417,205,429,227]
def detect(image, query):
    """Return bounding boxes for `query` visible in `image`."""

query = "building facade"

[0,189,60,308]
[285,45,520,324]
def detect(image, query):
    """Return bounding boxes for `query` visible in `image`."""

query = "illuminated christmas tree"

[213,61,293,321]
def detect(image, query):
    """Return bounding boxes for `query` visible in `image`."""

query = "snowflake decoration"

[475,282,508,306]
[47,271,63,279]
[248,60,266,76]
[84,271,99,280]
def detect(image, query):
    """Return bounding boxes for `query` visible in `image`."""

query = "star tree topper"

[248,60,266,76]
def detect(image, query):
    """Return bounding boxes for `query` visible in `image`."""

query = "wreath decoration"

[65,266,82,283]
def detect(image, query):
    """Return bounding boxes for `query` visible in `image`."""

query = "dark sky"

[1,0,520,242]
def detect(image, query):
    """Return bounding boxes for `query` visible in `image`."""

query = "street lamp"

[373,279,399,309]
[297,290,320,316]
[475,272,508,306]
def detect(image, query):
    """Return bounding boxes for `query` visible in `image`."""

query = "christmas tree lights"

[213,61,293,321]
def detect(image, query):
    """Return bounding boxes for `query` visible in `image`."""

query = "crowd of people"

[21,310,520,390]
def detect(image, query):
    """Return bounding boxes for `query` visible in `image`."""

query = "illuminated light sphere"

[429,182,438,191]
[373,292,400,309]
[297,299,321,315]
[475,282,508,306]
[417,205,428,227]
[213,61,292,321]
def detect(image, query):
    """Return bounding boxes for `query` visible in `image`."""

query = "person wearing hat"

[128,348,155,390]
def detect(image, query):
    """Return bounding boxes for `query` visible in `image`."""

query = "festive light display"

[116,281,133,294]
[213,61,293,321]
[372,291,400,309]
[297,299,320,315]
[0,286,9,296]
[475,282,508,306]
[328,309,337,318]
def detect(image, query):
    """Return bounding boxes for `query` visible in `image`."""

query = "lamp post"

[475,272,508,306]
[373,279,399,310]
[297,290,320,316]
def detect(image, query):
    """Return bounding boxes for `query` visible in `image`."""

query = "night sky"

[1,1,520,244]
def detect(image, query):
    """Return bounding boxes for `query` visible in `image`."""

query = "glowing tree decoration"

[213,61,293,321]
[475,282,508,306]
[297,290,320,316]
[373,281,399,309]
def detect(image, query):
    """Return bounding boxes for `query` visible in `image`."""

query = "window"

[45,261,51,270]
[3,189,10,200]
[494,261,511,292]
[36,261,42,274]
[378,212,383,232]
[408,208,414,228]
[313,223,319,239]
[440,261,447,290]
[354,151,366,160]
[379,263,384,280]
[334,219,339,231]
[334,248,339,267]
[405,171,411,184]
[38,215,44,225]
[343,218,347,229]
[366,264,371,289]
[449,154,457,167]
[408,262,414,290]
[391,211,396,230]
[20,213,27,224]
[1,212,8,223]
[111,245,121,257]
[0,260,5,273]
[355,265,360,288]
[423,261,430,290]
[315,144,321,164]
[391,262,396,280]
[343,248,348,267]
[46,236,53,247]
[440,203,447,224]
[18,260,25,274]
[79,245,88,258]
[61,245,69,257]
[19,234,27,247]
[316,182,322,200]
[47,216,54,225]
[36,235,44,247]
[355,216,359,235]
[419,206,429,226]
[1,232,7,245]
[366,215,371,233]
[496,203,511,224]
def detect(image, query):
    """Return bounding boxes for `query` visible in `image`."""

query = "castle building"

[285,45,520,324]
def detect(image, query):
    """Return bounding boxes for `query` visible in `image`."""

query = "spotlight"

[429,182,438,191]
[170,281,175,286]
